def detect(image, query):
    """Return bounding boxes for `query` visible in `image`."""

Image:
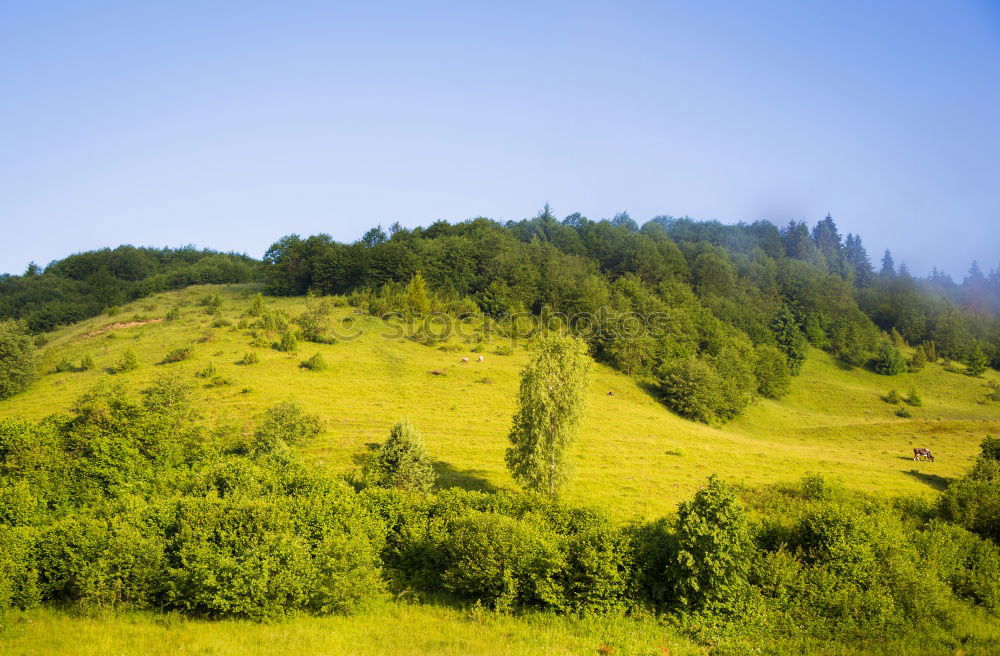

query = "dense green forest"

[260,210,1000,421]
[0,246,259,332]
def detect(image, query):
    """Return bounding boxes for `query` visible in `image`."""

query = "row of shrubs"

[1,378,999,646]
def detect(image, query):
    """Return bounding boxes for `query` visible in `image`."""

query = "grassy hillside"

[3,283,997,519]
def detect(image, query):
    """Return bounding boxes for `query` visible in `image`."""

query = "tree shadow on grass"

[349,443,381,467]
[347,450,499,493]
[433,461,499,493]
[903,468,953,491]
[636,380,662,404]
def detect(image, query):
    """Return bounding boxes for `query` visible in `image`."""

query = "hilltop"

[4,283,997,517]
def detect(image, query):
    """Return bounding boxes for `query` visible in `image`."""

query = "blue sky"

[2,0,998,278]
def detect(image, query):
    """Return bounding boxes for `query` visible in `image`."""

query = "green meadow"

[4,283,997,519]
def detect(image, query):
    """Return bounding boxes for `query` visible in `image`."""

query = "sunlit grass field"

[0,604,703,656]
[2,283,998,519]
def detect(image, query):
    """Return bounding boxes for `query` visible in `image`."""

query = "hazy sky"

[2,1,999,279]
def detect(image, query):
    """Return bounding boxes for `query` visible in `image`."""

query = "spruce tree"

[363,419,437,492]
[880,250,896,277]
[924,340,937,363]
[964,344,989,377]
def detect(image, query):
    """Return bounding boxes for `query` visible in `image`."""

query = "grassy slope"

[3,283,1000,655]
[3,283,998,519]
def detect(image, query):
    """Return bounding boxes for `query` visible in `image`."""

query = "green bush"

[274,330,298,353]
[52,356,74,373]
[939,479,1000,543]
[112,348,139,373]
[165,307,181,321]
[904,388,922,407]
[238,351,260,366]
[80,354,96,371]
[782,504,953,631]
[883,389,901,404]
[442,510,566,611]
[0,320,38,400]
[657,357,724,423]
[800,473,833,501]
[299,353,329,371]
[253,401,322,452]
[754,344,790,399]
[673,475,753,608]
[361,420,437,493]
[559,508,635,611]
[658,356,722,423]
[896,405,912,418]
[160,347,193,364]
[0,526,41,611]
[914,521,1000,611]
[163,494,384,620]
[872,342,907,375]
[246,292,266,317]
[296,299,336,344]
[36,511,166,610]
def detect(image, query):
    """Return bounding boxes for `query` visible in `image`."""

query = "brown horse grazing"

[913,448,934,462]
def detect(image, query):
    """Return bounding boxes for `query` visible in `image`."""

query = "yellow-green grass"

[0,604,700,656]
[2,283,998,519]
[4,603,1000,656]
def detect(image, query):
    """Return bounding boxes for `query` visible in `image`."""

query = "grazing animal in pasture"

[913,448,934,462]
[477,356,484,363]
[460,357,469,363]
[607,391,614,396]
[429,370,445,376]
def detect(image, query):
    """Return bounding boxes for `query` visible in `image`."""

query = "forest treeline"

[261,210,1000,420]
[0,246,259,332]
[2,211,998,421]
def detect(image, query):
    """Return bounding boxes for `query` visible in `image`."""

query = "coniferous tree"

[964,344,989,377]
[924,340,938,363]
[872,341,907,376]
[362,419,437,492]
[811,215,845,276]
[880,249,896,277]
[844,233,874,286]
[781,221,813,260]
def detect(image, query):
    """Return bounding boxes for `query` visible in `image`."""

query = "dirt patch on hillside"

[85,318,162,338]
